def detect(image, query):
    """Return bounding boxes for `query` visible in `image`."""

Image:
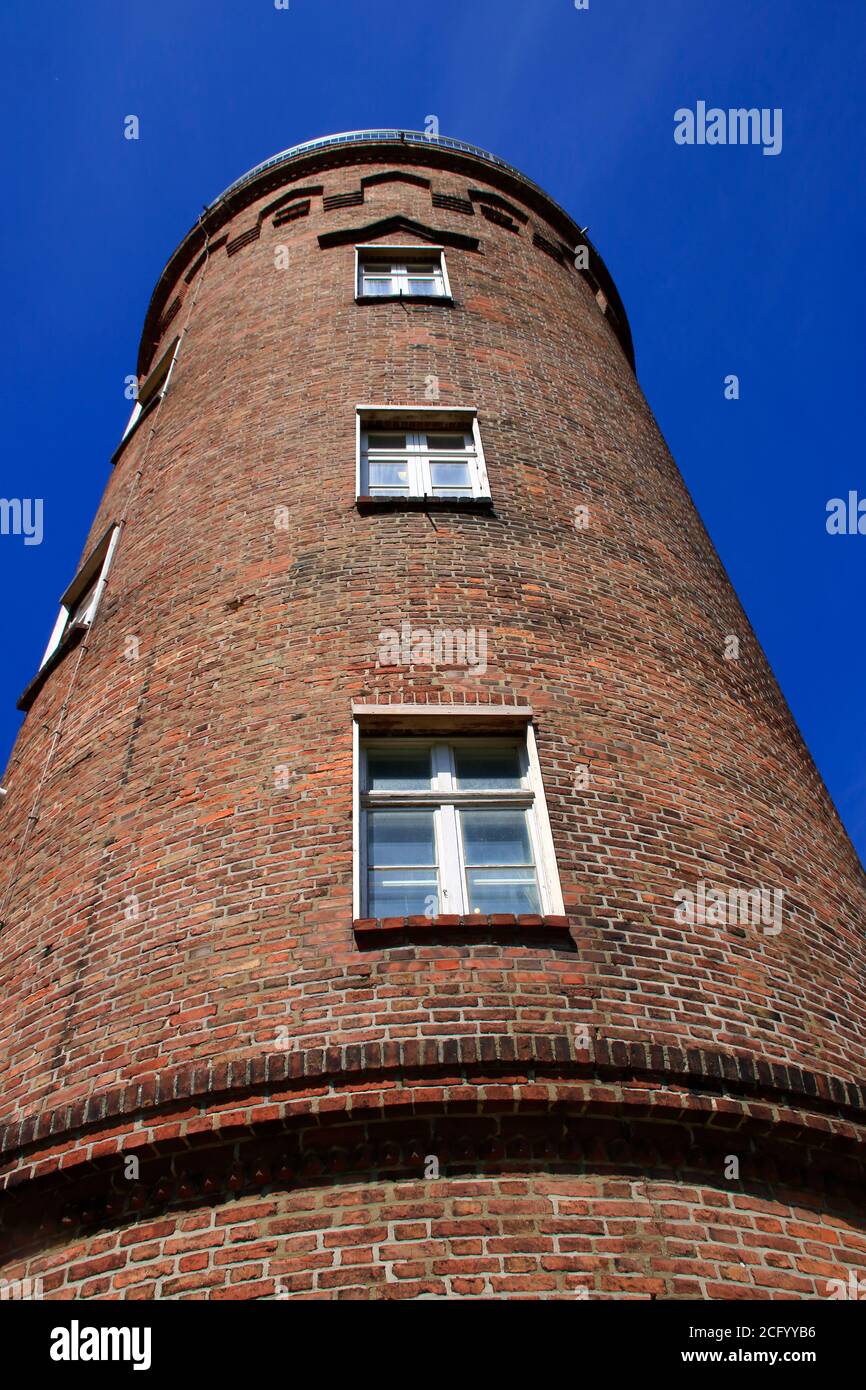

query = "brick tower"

[1,132,864,1301]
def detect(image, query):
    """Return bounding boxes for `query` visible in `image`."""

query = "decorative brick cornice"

[3,1083,866,1276]
[318,214,479,252]
[272,200,311,228]
[361,170,431,191]
[468,189,529,224]
[2,1035,865,1188]
[4,1101,864,1271]
[225,225,261,256]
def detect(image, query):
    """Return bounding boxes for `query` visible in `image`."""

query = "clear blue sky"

[1,0,864,862]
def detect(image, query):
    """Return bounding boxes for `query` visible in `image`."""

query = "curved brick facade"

[1,132,864,1301]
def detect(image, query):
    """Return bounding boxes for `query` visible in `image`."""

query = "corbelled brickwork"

[1,132,864,1299]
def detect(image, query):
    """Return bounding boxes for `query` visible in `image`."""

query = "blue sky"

[1,0,864,862]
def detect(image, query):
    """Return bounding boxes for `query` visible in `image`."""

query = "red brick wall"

[1,138,864,1298]
[4,1169,866,1301]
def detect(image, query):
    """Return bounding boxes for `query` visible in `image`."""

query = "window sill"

[353,914,570,944]
[355,294,453,306]
[356,495,493,515]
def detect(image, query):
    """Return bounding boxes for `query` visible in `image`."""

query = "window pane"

[368,809,436,866]
[369,868,439,918]
[407,278,443,296]
[369,462,410,488]
[429,462,471,489]
[454,746,523,791]
[466,868,541,916]
[423,433,467,451]
[367,747,432,791]
[362,275,395,296]
[366,432,407,450]
[460,808,533,865]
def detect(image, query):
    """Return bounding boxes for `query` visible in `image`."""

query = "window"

[356,244,451,300]
[357,409,489,501]
[40,524,120,669]
[357,733,563,919]
[118,336,179,447]
[18,523,121,711]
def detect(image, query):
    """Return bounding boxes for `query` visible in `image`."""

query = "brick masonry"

[0,134,864,1299]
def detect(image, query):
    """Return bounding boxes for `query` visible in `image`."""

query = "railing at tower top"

[206,130,559,215]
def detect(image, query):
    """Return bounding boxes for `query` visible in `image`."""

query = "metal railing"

[206,129,557,214]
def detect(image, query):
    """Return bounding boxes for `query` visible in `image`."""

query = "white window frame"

[353,722,564,920]
[356,406,490,501]
[40,524,121,669]
[355,244,452,301]
[120,336,180,443]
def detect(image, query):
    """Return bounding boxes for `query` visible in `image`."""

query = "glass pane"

[369,868,439,918]
[366,432,407,450]
[424,433,467,451]
[369,462,410,488]
[405,263,437,275]
[362,277,395,296]
[407,278,442,296]
[466,868,541,916]
[429,462,471,489]
[460,808,533,865]
[367,746,432,791]
[454,746,523,791]
[368,810,436,866]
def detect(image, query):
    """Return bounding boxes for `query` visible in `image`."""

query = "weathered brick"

[0,131,863,1304]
